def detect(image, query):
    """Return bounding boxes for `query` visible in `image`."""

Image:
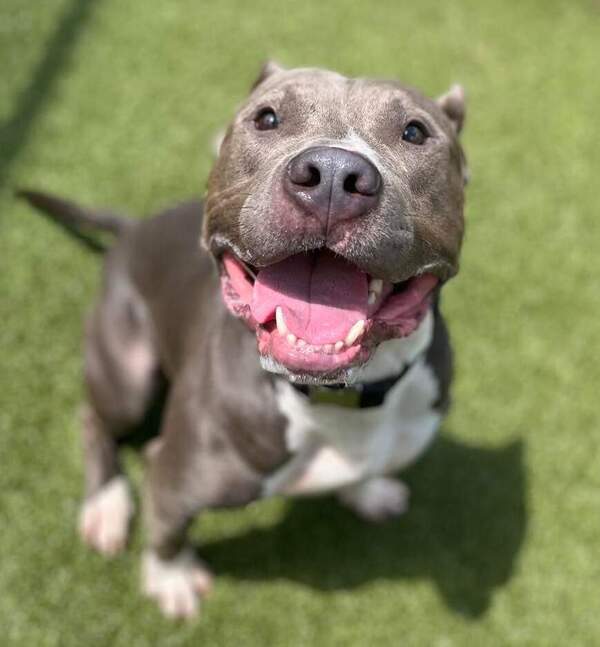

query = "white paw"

[338,477,410,522]
[78,476,134,556]
[142,548,213,620]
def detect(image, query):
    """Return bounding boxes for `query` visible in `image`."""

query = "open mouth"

[220,249,438,382]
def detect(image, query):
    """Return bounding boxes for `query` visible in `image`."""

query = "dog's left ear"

[251,60,285,91]
[437,84,466,134]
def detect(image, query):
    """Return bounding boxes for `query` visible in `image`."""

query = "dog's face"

[203,63,467,383]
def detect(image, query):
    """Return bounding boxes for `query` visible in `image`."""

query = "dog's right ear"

[436,84,466,135]
[251,60,285,91]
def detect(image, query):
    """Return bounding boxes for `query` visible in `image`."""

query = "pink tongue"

[251,251,368,345]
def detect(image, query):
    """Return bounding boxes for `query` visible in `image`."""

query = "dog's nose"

[284,146,381,227]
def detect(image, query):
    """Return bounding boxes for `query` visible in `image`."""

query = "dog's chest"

[263,312,442,496]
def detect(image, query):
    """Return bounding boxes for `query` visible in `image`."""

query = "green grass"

[1,0,599,644]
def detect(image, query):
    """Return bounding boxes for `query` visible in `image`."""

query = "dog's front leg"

[140,384,214,620]
[142,433,214,620]
[140,377,261,619]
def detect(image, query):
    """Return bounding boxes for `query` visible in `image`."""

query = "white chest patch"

[263,311,442,497]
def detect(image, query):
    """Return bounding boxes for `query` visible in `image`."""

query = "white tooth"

[368,291,377,305]
[369,278,383,294]
[275,307,288,336]
[334,341,344,352]
[345,319,365,346]
[297,339,306,348]
[323,344,334,354]
[287,333,297,345]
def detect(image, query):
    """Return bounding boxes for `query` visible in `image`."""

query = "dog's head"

[203,63,467,384]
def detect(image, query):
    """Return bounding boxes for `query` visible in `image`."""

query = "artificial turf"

[1,0,599,644]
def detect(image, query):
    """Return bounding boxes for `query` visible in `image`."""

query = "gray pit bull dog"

[20,62,467,619]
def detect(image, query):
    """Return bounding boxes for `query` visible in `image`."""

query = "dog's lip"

[219,250,437,376]
[256,319,367,378]
[217,246,441,290]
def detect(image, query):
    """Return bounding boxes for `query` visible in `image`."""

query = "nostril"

[289,162,321,188]
[343,173,359,194]
[344,171,380,196]
[304,165,321,188]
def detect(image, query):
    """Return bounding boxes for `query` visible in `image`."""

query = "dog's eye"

[254,108,279,131]
[402,122,428,145]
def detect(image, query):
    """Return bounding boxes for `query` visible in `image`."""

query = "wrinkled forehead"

[237,68,451,138]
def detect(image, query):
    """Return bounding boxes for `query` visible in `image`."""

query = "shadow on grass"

[0,0,99,187]
[201,434,526,619]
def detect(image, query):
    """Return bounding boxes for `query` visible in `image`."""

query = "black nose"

[284,146,381,227]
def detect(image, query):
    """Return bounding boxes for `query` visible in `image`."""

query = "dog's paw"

[142,548,213,620]
[338,476,410,522]
[78,476,134,556]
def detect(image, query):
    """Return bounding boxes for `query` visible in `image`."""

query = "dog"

[19,61,467,619]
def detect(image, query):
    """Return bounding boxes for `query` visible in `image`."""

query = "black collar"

[291,359,416,409]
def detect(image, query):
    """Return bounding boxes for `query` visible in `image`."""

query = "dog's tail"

[16,189,131,253]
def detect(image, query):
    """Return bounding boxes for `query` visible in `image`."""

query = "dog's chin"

[218,247,438,383]
[258,354,366,386]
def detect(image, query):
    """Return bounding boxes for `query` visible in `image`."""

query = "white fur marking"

[264,370,441,495]
[367,361,441,476]
[342,130,384,168]
[79,476,134,556]
[284,445,365,494]
[142,548,213,619]
[267,316,441,497]
[338,477,410,521]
